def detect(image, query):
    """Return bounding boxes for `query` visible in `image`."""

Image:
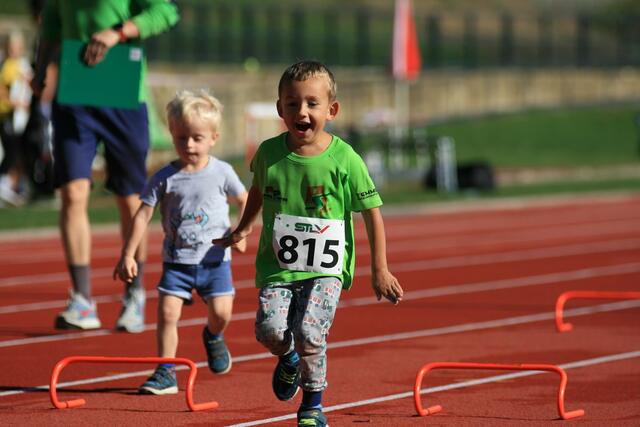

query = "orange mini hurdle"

[414,362,584,420]
[555,290,640,332]
[50,356,219,411]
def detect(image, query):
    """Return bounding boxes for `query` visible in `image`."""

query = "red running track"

[0,193,639,426]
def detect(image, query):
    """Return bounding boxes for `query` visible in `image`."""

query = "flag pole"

[392,0,421,172]
[392,79,409,170]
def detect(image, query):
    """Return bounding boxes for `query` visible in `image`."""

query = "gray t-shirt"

[141,156,246,264]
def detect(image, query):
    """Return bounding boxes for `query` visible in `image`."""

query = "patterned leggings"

[255,277,342,392]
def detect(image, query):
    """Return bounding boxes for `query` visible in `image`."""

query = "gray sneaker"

[139,365,178,395]
[115,288,145,333]
[55,291,102,330]
[202,327,232,374]
[297,408,328,426]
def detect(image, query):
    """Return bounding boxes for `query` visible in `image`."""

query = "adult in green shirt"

[31,0,179,332]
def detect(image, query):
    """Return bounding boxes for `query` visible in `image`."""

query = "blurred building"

[0,0,638,163]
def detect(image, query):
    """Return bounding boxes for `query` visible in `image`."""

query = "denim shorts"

[51,101,149,196]
[158,261,235,303]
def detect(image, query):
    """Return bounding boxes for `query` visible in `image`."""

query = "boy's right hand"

[113,256,138,283]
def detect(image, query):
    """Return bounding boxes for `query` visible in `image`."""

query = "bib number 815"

[273,214,345,274]
[277,235,340,269]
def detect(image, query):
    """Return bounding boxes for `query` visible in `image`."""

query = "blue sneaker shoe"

[55,291,101,330]
[272,352,300,401]
[297,408,328,427]
[202,327,232,374]
[139,365,178,395]
[115,288,145,333]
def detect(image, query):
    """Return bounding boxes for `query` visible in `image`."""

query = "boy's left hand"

[372,269,404,305]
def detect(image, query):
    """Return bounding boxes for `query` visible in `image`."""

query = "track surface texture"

[1,193,638,426]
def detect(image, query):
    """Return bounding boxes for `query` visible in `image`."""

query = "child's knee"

[255,323,288,348]
[158,303,181,325]
[158,308,180,325]
[207,295,233,322]
[295,325,325,355]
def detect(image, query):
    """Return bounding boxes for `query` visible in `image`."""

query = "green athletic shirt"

[40,0,179,101]
[251,132,382,290]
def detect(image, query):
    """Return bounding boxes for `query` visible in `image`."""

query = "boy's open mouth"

[295,122,312,132]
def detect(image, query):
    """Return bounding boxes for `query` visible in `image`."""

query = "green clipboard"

[57,39,143,109]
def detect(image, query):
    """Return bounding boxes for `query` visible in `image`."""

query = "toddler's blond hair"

[166,89,223,132]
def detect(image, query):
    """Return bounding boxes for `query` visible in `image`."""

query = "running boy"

[213,61,403,426]
[114,90,247,395]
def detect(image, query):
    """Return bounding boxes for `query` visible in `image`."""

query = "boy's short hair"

[166,89,223,132]
[278,60,337,101]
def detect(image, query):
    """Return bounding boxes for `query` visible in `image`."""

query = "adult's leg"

[59,178,92,298]
[103,104,150,292]
[50,103,100,329]
[54,177,101,329]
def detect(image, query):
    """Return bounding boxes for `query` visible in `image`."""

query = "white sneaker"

[55,291,102,330]
[0,182,26,207]
[116,288,145,333]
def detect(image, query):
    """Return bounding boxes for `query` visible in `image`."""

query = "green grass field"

[430,104,640,167]
[0,103,638,231]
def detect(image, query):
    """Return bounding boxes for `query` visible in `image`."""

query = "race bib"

[272,213,345,275]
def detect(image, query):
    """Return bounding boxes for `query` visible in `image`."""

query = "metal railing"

[145,3,640,69]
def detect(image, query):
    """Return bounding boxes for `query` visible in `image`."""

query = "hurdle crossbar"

[555,290,640,332]
[414,362,584,420]
[50,355,219,411]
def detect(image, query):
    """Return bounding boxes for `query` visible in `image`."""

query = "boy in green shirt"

[214,60,403,427]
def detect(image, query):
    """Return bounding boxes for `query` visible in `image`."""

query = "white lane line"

[2,213,637,263]
[228,349,640,426]
[1,262,639,348]
[1,236,639,309]
[1,216,639,287]
[1,300,638,399]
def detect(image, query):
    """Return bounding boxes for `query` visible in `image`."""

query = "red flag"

[392,0,422,80]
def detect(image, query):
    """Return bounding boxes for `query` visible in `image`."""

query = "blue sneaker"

[139,365,178,395]
[202,327,232,374]
[115,288,145,333]
[272,352,300,401]
[55,291,101,330]
[297,408,328,427]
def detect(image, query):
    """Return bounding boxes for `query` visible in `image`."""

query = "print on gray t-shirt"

[141,156,246,264]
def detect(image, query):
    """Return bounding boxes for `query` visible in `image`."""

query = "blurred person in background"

[0,30,32,207]
[31,0,179,332]
[20,0,57,204]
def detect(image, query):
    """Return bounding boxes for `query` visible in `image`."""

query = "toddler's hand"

[213,230,246,249]
[232,237,247,253]
[372,269,404,305]
[113,256,137,283]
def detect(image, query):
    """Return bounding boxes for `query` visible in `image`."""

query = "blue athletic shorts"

[51,101,149,196]
[158,261,235,303]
